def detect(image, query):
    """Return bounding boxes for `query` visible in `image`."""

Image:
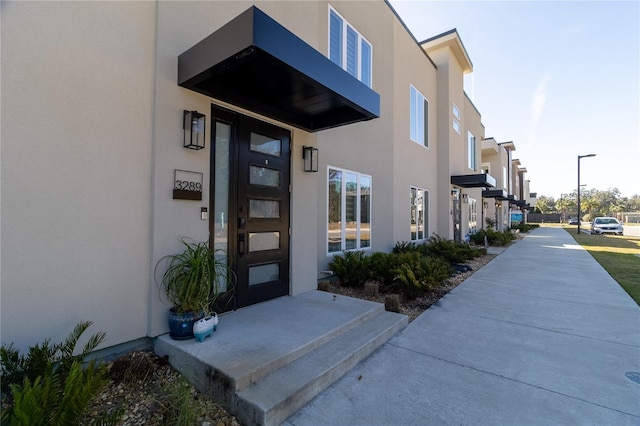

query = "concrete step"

[154,291,408,426]
[234,310,408,426]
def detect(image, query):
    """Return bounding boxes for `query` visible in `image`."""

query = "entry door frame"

[210,105,291,311]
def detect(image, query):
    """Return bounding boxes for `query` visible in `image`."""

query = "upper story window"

[452,104,461,120]
[468,131,476,170]
[410,85,429,147]
[329,7,372,87]
[452,120,461,134]
[452,103,461,134]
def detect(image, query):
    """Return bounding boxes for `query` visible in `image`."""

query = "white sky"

[388,0,640,199]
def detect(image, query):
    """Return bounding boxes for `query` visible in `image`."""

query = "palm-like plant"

[156,239,234,314]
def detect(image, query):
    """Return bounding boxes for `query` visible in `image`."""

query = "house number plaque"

[173,169,203,200]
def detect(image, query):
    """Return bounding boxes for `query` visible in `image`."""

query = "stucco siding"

[1,1,156,352]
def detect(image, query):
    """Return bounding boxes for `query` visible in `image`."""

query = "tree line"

[534,188,640,221]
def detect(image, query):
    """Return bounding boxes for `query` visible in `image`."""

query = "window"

[329,7,372,87]
[452,103,461,134]
[410,85,429,147]
[503,166,508,190]
[468,132,476,170]
[328,167,371,253]
[452,120,461,134]
[468,198,478,236]
[410,187,429,241]
[452,104,461,120]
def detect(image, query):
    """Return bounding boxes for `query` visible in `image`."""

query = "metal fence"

[527,213,561,223]
[615,212,640,224]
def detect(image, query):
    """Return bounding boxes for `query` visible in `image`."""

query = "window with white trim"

[410,85,429,147]
[328,167,371,253]
[468,131,476,170]
[410,187,429,241]
[329,7,372,87]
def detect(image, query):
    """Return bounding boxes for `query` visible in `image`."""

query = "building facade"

[1,0,533,353]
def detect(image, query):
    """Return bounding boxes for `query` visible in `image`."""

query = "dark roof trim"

[383,0,438,69]
[482,189,508,200]
[451,173,496,188]
[178,6,380,132]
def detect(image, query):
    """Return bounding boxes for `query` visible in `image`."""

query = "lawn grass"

[564,229,640,305]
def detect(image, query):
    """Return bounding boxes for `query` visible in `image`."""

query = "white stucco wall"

[1,1,156,352]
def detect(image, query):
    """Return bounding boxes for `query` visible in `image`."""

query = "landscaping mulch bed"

[82,351,241,426]
[319,252,496,322]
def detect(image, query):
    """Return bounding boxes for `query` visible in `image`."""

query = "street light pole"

[577,154,596,234]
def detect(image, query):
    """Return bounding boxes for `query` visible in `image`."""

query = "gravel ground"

[81,252,497,425]
[82,351,241,426]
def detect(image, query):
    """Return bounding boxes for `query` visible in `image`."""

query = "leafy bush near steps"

[328,250,371,288]
[391,252,452,299]
[0,321,117,425]
[368,251,405,289]
[469,228,516,246]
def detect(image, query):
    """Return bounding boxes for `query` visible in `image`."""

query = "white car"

[590,217,623,235]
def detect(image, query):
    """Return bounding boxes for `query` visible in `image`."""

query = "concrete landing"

[154,290,408,426]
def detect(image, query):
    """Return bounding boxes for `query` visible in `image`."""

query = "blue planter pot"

[167,308,205,340]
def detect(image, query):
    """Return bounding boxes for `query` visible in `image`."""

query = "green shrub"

[1,321,105,397]
[5,360,108,426]
[0,322,114,425]
[328,250,370,287]
[368,252,397,289]
[392,241,419,254]
[422,235,484,264]
[469,229,516,246]
[511,223,539,233]
[391,252,452,299]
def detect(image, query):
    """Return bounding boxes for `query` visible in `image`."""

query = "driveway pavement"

[286,227,640,425]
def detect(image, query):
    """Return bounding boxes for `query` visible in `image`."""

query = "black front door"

[211,106,290,310]
[452,189,461,242]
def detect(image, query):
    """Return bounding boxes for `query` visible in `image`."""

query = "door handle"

[238,217,246,229]
[238,233,245,257]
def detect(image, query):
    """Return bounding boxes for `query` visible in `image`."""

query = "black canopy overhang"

[482,188,508,200]
[178,6,380,133]
[450,173,497,188]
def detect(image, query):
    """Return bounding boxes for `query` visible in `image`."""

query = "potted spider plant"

[156,239,235,340]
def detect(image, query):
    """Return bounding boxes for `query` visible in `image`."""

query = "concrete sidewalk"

[286,227,640,425]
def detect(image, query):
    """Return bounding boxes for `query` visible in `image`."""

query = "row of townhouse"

[1,0,535,354]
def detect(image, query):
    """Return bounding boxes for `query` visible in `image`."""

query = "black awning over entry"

[178,6,380,132]
[451,173,496,188]
[482,189,508,200]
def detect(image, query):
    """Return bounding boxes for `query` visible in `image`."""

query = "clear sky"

[388,0,640,199]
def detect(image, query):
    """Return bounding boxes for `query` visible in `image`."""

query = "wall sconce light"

[462,194,469,203]
[483,202,488,209]
[183,110,206,150]
[302,146,318,173]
